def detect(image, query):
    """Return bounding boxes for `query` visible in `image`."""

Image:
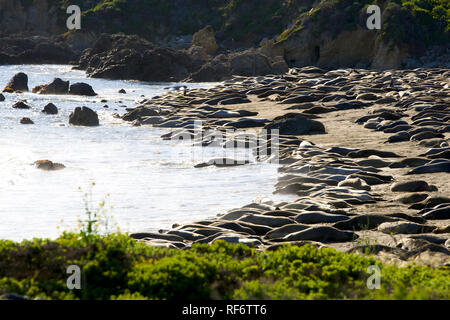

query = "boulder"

[20,117,34,124]
[187,45,210,63]
[42,103,58,115]
[33,78,69,94]
[79,35,197,82]
[34,160,65,171]
[69,107,99,126]
[3,72,28,92]
[12,101,31,109]
[190,25,218,55]
[0,93,5,101]
[230,50,273,76]
[122,106,163,121]
[69,83,97,96]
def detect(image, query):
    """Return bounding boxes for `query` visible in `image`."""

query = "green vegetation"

[275,0,449,50]
[0,233,448,300]
[18,0,450,50]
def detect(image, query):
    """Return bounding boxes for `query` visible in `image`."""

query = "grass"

[0,234,448,300]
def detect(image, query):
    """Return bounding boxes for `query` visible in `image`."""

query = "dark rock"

[33,78,69,95]
[69,107,99,126]
[122,106,164,121]
[0,93,5,101]
[3,72,28,92]
[20,117,34,124]
[69,83,97,96]
[12,101,31,109]
[42,103,58,115]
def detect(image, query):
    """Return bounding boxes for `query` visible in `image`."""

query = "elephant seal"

[294,212,350,224]
[422,206,450,220]
[282,226,357,242]
[406,161,450,174]
[395,193,429,204]
[333,215,398,231]
[378,222,436,234]
[212,221,256,235]
[239,214,295,228]
[264,224,311,240]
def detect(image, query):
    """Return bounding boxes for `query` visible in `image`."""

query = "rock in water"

[12,101,31,109]
[263,115,325,135]
[69,83,97,96]
[69,107,99,126]
[0,93,5,101]
[34,160,65,171]
[33,78,69,94]
[42,103,58,115]
[20,117,34,124]
[3,72,29,92]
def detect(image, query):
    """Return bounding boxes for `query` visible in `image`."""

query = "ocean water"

[0,65,293,241]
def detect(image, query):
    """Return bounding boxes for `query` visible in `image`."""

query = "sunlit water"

[0,65,293,241]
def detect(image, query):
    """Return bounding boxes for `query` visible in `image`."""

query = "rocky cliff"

[0,0,448,72]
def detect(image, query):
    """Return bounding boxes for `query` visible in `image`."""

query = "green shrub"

[0,234,448,300]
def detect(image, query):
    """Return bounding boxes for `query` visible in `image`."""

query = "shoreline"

[125,66,450,267]
[1,65,449,267]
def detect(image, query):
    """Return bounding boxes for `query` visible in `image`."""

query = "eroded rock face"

[262,7,410,69]
[0,35,78,65]
[69,107,99,126]
[76,34,289,83]
[190,25,218,55]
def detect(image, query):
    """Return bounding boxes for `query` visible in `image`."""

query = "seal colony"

[121,66,450,267]
[4,65,448,266]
